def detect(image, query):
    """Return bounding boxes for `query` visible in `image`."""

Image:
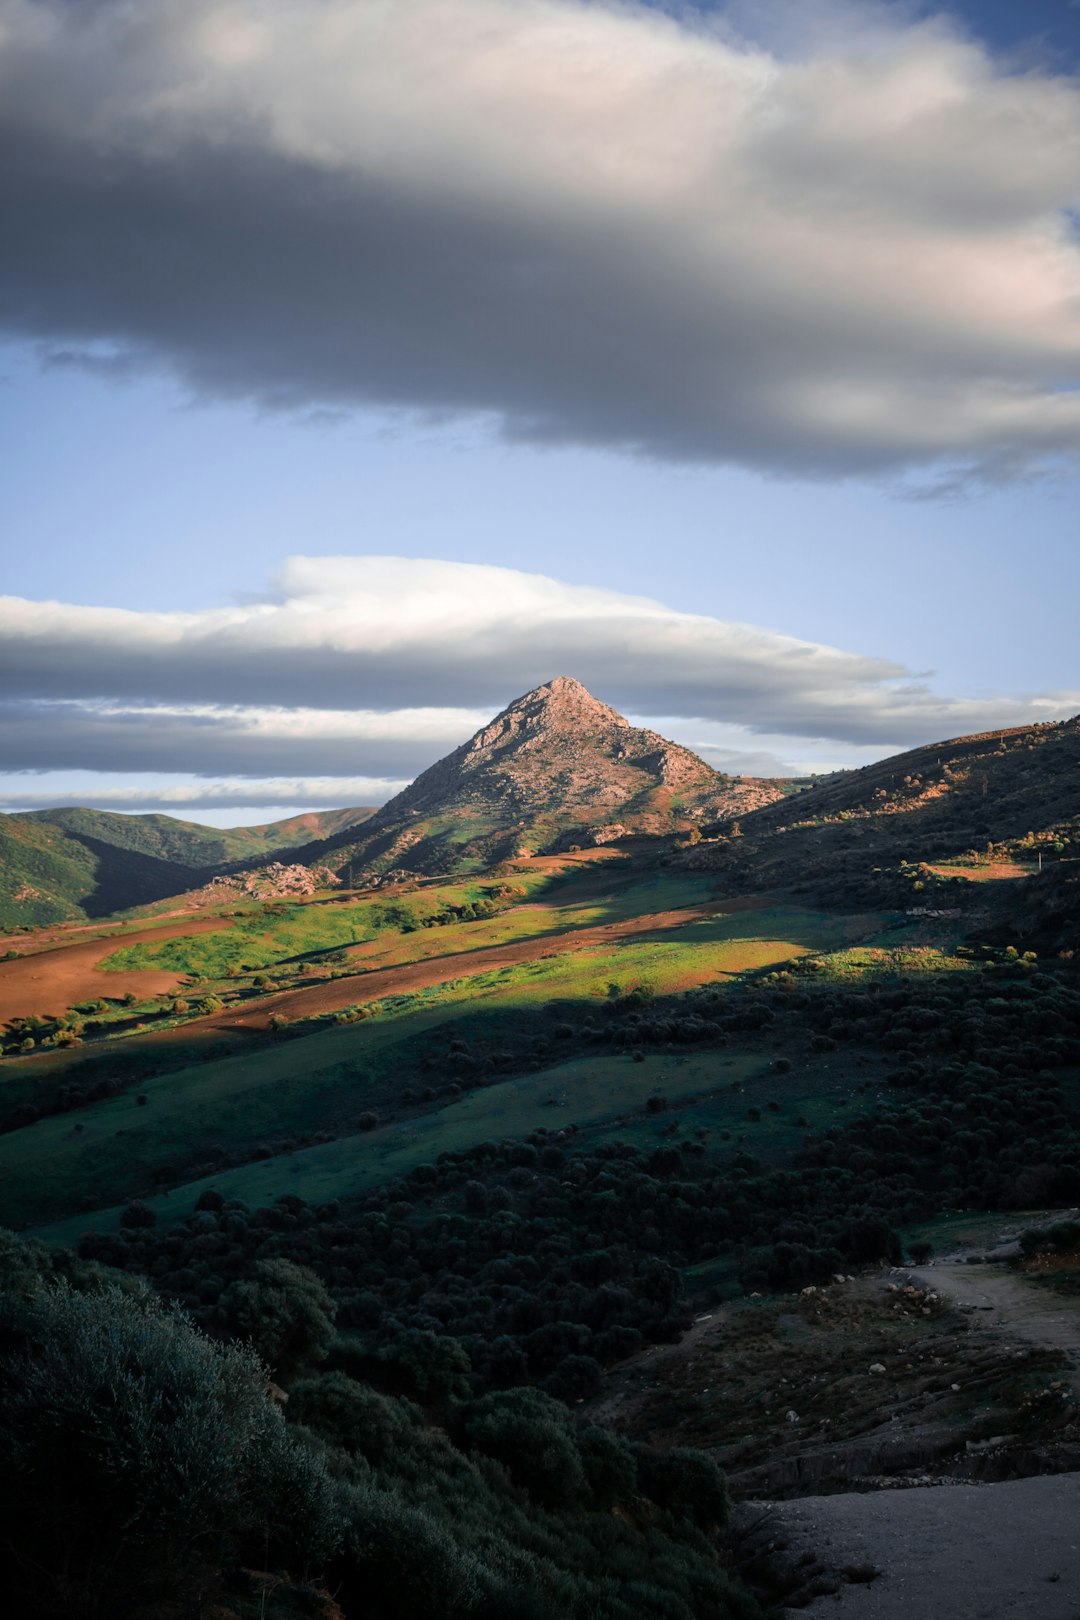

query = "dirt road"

[909,1262,1080,1388]
[208,901,729,1032]
[758,1471,1080,1619]
[0,915,232,1025]
[758,1263,1080,1616]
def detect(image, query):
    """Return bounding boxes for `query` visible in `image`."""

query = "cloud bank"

[0,777,407,816]
[2,0,1079,478]
[2,555,1076,813]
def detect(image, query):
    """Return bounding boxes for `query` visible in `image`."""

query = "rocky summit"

[285,676,785,882]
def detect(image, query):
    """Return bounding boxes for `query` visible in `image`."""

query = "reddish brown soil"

[207,901,735,1033]
[0,915,233,1025]
[927,861,1030,882]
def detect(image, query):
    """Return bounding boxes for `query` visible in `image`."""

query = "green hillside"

[0,804,376,928]
[6,752,1080,1566]
[22,804,375,868]
[0,815,194,927]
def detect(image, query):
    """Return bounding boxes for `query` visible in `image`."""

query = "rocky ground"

[738,1471,1080,1617]
[590,1229,1080,1616]
[735,1248,1080,1615]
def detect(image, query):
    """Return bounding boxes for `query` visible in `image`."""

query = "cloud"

[0,697,486,776]
[2,557,1077,797]
[1,0,1079,477]
[0,776,403,814]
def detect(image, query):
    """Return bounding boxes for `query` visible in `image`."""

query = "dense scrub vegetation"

[75,956,1080,1394]
[22,943,1072,1613]
[0,1231,757,1620]
[682,716,1080,909]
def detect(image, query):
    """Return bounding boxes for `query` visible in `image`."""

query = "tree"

[579,1426,637,1507]
[638,1446,730,1528]
[377,1329,472,1403]
[214,1257,337,1375]
[463,1387,585,1507]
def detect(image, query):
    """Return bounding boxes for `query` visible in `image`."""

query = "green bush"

[579,1426,638,1508]
[637,1446,730,1529]
[0,1282,342,1616]
[463,1388,585,1507]
[214,1257,337,1375]
[289,1370,414,1465]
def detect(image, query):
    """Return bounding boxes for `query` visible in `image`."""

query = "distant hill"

[0,805,375,927]
[0,816,196,927]
[14,686,1070,933]
[274,676,787,884]
[678,715,1080,911]
[20,806,375,869]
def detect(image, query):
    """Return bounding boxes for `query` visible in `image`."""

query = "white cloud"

[0,773,404,816]
[1,556,1077,808]
[1,0,1078,476]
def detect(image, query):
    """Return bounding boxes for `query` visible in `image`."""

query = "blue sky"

[1,0,1079,823]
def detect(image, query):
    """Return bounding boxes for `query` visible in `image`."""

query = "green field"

[32,1049,765,1245]
[5,889,891,1236]
[34,1037,885,1250]
[95,865,721,981]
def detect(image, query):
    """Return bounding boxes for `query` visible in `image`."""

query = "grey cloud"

[0,782,401,814]
[0,0,1078,477]
[3,555,1078,758]
[0,703,449,779]
[685,743,802,777]
[0,634,910,735]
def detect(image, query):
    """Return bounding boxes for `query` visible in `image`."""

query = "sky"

[1,0,1078,825]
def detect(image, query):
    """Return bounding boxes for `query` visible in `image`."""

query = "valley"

[2,680,1079,1620]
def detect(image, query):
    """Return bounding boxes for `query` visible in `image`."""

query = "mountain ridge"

[676,711,1080,910]
[271,676,788,884]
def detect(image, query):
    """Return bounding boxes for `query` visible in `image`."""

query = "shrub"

[0,1283,342,1615]
[579,1425,638,1507]
[288,1370,412,1465]
[637,1446,730,1528]
[463,1387,585,1507]
[214,1258,337,1375]
[546,1352,603,1403]
[333,1488,487,1620]
[376,1329,472,1403]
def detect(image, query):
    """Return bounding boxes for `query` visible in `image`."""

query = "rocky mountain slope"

[277,676,786,883]
[678,714,1080,915]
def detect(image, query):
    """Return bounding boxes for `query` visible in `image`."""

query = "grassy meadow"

[0,854,901,1238]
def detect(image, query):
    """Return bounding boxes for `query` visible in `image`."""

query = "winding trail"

[909,1262,1080,1389]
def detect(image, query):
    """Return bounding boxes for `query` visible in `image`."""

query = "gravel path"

[759,1263,1080,1616]
[910,1263,1080,1389]
[764,1473,1080,1618]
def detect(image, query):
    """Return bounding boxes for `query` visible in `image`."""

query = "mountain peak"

[294,677,784,881]
[486,676,631,738]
